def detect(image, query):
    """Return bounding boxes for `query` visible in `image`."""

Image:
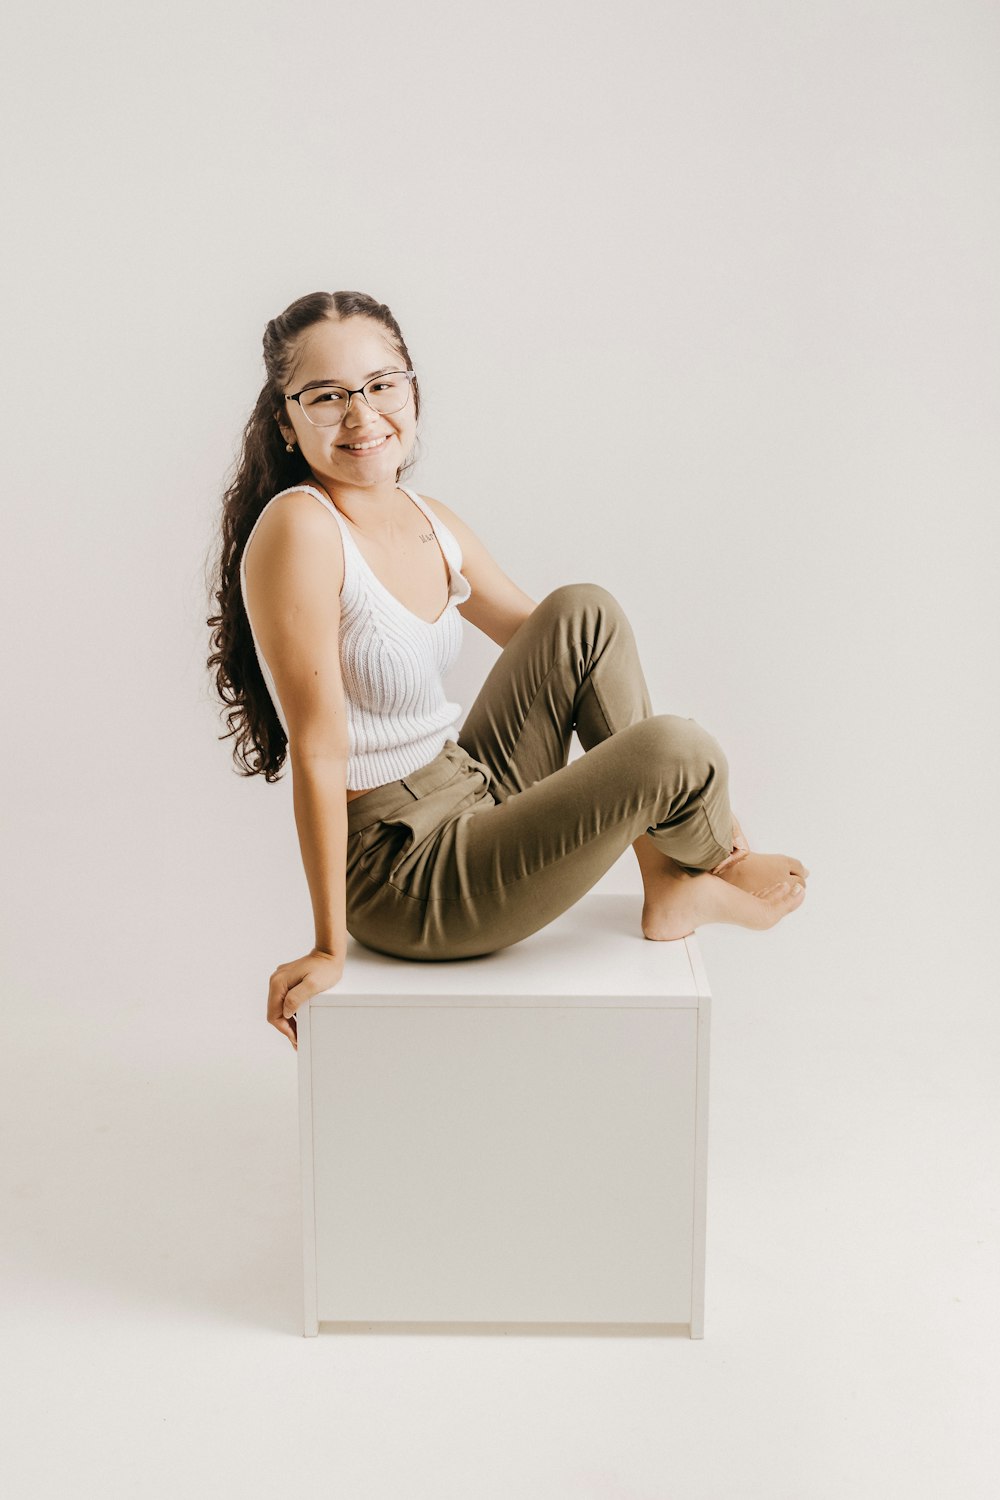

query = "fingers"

[267,972,299,1051]
[266,952,345,1051]
[268,968,306,1021]
[282,975,312,1021]
[267,1006,298,1051]
[267,969,290,1020]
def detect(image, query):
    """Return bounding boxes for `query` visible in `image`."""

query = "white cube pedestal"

[297,892,712,1338]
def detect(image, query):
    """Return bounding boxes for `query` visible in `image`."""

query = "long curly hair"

[205,290,423,781]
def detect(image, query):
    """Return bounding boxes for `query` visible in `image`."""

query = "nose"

[342,398,381,431]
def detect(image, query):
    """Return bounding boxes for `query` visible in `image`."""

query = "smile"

[340,434,390,453]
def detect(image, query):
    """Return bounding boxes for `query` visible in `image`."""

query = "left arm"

[419,494,538,648]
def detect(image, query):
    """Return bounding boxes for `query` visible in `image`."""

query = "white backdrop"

[2,2,997,1495]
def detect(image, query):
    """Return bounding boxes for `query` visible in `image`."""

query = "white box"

[297,892,712,1338]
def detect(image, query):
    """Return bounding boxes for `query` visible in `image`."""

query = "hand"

[267,947,346,1051]
[709,811,752,875]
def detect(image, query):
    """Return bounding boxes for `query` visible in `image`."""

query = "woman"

[207,290,808,1050]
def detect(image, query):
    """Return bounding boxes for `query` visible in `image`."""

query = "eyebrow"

[297,366,398,393]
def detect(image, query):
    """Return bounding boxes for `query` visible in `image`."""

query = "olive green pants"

[344,582,736,961]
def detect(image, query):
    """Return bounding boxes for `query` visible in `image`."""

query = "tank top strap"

[279,482,432,546]
[270,483,466,607]
[399,486,442,536]
[271,481,359,578]
[398,485,464,575]
[275,482,347,530]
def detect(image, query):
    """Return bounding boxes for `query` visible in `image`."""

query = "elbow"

[502,604,537,646]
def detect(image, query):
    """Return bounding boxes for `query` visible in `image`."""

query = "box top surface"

[314,893,710,1000]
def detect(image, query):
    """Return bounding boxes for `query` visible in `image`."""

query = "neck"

[308,475,409,535]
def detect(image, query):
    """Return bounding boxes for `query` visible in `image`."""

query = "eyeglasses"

[284,369,416,428]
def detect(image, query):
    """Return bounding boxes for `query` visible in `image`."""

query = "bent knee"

[631,713,729,778]
[539,581,625,617]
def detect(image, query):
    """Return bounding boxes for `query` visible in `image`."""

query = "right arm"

[242,493,351,1045]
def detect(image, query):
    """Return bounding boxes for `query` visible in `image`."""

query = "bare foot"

[641,868,806,941]
[713,849,810,895]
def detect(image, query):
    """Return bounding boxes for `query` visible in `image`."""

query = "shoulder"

[251,487,344,545]
[413,492,500,578]
[412,491,456,522]
[411,492,502,575]
[244,487,346,586]
[412,492,476,549]
[410,491,537,645]
[261,485,340,526]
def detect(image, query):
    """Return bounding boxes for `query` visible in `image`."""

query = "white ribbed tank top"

[239,483,473,789]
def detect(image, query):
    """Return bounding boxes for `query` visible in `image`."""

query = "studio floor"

[3,872,995,1500]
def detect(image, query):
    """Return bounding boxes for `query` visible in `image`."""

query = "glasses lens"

[299,386,348,426]
[364,371,411,415]
[299,372,411,427]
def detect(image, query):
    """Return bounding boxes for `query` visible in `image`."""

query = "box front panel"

[309,1002,700,1325]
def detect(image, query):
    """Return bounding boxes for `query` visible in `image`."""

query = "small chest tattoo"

[419,529,435,543]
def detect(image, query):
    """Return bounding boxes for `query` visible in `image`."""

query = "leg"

[460,582,807,904]
[370,710,802,959]
[458,581,735,873]
[354,584,799,959]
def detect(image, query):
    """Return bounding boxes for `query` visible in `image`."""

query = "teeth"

[345,435,387,451]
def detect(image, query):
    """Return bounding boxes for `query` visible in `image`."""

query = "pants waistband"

[346,740,492,834]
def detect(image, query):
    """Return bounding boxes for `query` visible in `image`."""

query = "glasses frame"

[284,369,416,428]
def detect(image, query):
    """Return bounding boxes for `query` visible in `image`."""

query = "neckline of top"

[287,483,466,627]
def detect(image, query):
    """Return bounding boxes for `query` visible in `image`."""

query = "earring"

[286,441,295,453]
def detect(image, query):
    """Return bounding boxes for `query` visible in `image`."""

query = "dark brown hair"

[205,290,422,781]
